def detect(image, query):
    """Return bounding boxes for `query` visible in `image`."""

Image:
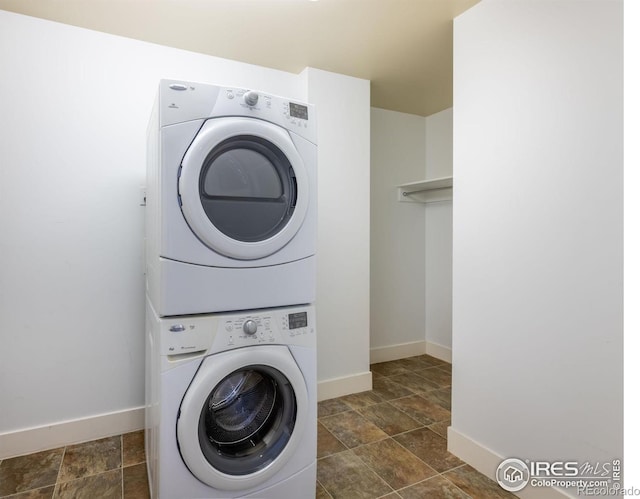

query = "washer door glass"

[199,136,296,243]
[198,366,296,475]
[176,345,309,490]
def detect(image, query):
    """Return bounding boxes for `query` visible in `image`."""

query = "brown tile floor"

[0,355,514,499]
[316,355,515,499]
[0,431,148,498]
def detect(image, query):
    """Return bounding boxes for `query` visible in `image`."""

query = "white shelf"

[397,176,453,203]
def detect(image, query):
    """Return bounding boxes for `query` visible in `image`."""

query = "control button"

[225,322,233,332]
[169,83,188,91]
[243,319,258,335]
[243,91,259,106]
[169,324,186,332]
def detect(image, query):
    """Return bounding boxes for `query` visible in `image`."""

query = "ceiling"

[0,0,480,116]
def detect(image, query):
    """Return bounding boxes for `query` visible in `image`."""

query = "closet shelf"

[397,176,453,203]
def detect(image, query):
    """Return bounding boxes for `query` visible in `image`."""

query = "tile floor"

[0,431,147,498]
[0,355,514,498]
[316,355,515,498]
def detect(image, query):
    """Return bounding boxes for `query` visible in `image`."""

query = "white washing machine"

[145,299,317,498]
[146,80,317,317]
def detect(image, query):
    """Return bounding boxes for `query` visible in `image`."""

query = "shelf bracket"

[397,177,453,204]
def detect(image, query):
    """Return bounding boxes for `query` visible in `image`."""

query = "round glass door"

[179,118,310,260]
[176,345,309,491]
[199,136,296,243]
[198,366,296,475]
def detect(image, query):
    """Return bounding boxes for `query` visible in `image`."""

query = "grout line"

[53,438,127,487]
[439,467,475,499]
[349,448,397,497]
[0,485,57,499]
[55,445,67,490]
[318,407,445,497]
[121,434,125,499]
[316,417,396,495]
[444,463,468,473]
[317,418,365,454]
[316,479,331,498]
[49,469,123,495]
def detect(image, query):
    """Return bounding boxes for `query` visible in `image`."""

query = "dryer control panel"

[159,304,315,357]
[158,79,317,145]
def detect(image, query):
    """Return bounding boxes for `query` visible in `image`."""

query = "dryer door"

[176,345,309,491]
[179,117,309,260]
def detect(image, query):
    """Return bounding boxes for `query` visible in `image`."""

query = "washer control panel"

[221,306,315,350]
[159,305,315,356]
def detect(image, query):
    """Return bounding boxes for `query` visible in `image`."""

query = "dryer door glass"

[198,365,297,476]
[199,136,296,243]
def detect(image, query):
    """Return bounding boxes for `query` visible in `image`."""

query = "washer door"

[179,117,309,260]
[177,346,309,491]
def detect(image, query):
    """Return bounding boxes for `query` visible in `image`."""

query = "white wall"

[306,69,372,399]
[370,108,426,358]
[369,107,454,363]
[0,10,371,451]
[426,108,453,179]
[450,0,623,494]
[425,109,453,358]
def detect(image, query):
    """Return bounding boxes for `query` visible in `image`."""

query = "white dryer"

[146,80,317,316]
[145,299,317,498]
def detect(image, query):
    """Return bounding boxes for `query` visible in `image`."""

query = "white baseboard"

[317,371,372,401]
[1,373,373,458]
[448,427,572,499]
[425,340,452,363]
[370,340,452,364]
[370,341,427,364]
[0,406,144,460]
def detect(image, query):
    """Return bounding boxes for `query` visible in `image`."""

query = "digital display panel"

[288,312,308,329]
[289,102,308,120]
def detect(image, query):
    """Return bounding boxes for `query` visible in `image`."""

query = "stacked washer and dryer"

[145,80,317,498]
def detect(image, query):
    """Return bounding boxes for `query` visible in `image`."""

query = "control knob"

[243,91,259,107]
[243,319,258,335]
